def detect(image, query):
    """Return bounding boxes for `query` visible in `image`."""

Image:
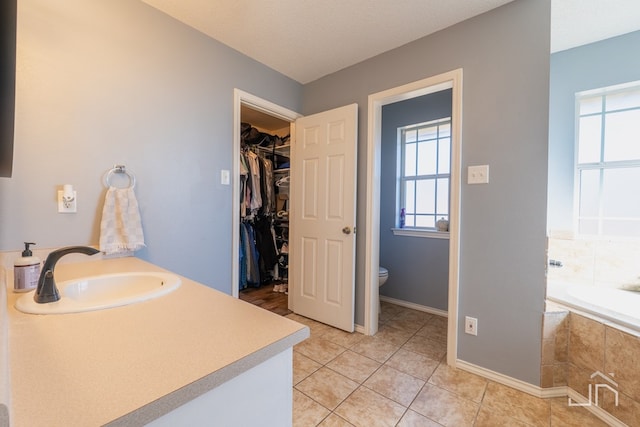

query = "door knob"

[342,227,352,235]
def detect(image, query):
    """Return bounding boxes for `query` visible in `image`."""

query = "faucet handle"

[35,270,59,303]
[34,246,100,304]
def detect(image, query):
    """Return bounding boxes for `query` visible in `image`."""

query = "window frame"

[396,117,452,233]
[574,81,640,238]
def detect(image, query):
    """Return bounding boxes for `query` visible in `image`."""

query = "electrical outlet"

[465,316,478,336]
[57,190,77,213]
[468,165,489,184]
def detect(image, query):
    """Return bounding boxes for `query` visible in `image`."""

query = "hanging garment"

[261,157,275,214]
[239,222,248,290]
[257,156,267,215]
[257,156,273,214]
[239,151,250,218]
[244,221,261,286]
[245,150,262,213]
[253,216,279,279]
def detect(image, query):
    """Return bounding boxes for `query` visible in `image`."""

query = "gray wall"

[303,0,550,385]
[548,30,640,232]
[2,0,553,386]
[0,0,302,293]
[379,90,452,311]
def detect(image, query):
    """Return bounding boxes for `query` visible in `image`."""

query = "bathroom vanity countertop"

[4,257,309,426]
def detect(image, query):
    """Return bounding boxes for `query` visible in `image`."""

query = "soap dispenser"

[13,242,41,292]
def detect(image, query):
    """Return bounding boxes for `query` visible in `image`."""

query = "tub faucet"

[34,246,100,304]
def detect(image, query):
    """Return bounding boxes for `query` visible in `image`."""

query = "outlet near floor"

[465,316,478,336]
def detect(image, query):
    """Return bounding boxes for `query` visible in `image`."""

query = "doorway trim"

[232,89,302,298]
[364,69,462,366]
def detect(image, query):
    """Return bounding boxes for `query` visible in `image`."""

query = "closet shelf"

[274,168,290,174]
[273,144,290,156]
[255,143,290,157]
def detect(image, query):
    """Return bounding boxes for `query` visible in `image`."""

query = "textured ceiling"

[140,0,514,83]
[140,0,640,84]
[551,0,640,53]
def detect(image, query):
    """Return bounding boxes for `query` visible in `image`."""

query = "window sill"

[391,228,450,239]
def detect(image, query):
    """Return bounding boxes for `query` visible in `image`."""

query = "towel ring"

[104,165,136,189]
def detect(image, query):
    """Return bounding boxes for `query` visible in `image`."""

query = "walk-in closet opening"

[237,104,294,316]
[233,90,358,332]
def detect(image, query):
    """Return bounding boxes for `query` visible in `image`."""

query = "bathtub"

[547,281,640,334]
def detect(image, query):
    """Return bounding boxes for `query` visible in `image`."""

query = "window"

[398,118,451,229]
[576,82,640,237]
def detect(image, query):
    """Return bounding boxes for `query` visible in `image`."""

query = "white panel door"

[290,104,358,332]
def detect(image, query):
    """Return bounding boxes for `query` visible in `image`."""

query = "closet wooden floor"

[239,284,291,316]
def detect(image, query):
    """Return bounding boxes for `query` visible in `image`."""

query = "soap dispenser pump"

[14,242,41,292]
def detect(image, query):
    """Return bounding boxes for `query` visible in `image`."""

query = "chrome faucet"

[34,246,100,303]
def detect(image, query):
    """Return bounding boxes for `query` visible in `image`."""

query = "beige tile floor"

[288,301,609,427]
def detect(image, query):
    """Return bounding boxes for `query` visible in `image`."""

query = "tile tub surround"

[569,314,640,427]
[292,302,606,426]
[547,236,640,333]
[541,311,569,388]
[547,236,640,290]
[5,257,309,426]
[542,310,640,426]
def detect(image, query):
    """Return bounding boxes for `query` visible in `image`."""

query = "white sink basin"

[15,272,181,315]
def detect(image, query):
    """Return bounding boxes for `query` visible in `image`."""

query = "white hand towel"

[99,187,145,255]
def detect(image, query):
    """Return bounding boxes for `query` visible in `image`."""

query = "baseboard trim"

[566,388,627,427]
[456,360,627,427]
[379,296,447,317]
[456,360,554,398]
[354,324,365,334]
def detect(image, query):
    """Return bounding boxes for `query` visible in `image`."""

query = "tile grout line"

[314,306,446,425]
[292,304,608,427]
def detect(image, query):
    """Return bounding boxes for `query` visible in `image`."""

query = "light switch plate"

[468,165,489,184]
[221,169,230,185]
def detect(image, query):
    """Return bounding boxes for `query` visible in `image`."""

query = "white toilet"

[378,266,389,287]
[378,267,389,313]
